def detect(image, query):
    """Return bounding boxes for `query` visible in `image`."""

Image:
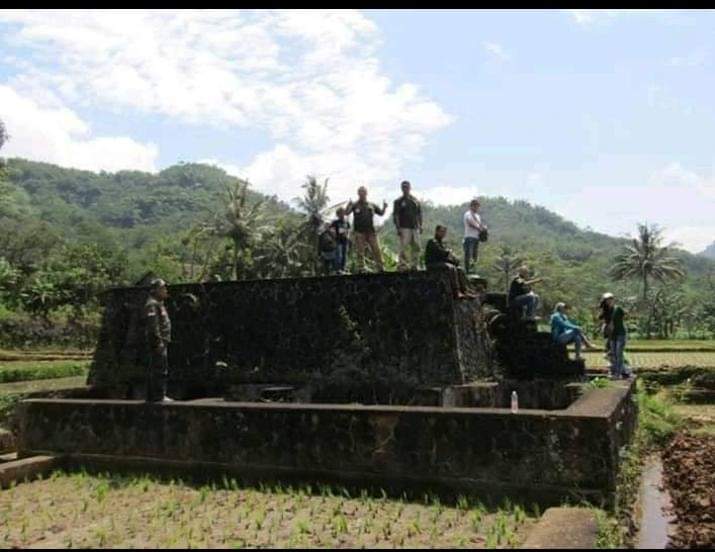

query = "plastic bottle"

[511,390,519,413]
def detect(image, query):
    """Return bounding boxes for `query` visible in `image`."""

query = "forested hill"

[1,157,712,295]
[2,157,290,233]
[701,241,715,260]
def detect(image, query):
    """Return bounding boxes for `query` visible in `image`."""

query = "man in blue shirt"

[550,302,595,360]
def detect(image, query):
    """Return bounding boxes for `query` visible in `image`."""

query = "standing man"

[463,198,485,274]
[346,186,387,272]
[144,278,173,402]
[605,294,631,379]
[330,206,351,274]
[508,265,543,321]
[393,180,422,271]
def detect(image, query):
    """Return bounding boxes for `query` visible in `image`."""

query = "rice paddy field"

[0,471,534,549]
[0,341,713,548]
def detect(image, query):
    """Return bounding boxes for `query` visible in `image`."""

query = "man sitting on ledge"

[425,225,476,300]
[508,265,542,321]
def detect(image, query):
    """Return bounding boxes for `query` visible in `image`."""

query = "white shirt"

[464,210,482,239]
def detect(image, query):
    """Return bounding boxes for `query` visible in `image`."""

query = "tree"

[492,246,523,294]
[610,223,686,302]
[294,175,330,274]
[0,118,7,152]
[188,179,267,281]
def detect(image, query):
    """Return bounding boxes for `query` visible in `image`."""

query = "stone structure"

[18,272,636,507]
[482,292,585,379]
[89,272,496,403]
[18,380,637,508]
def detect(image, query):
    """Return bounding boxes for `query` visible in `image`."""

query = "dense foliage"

[0,156,714,344]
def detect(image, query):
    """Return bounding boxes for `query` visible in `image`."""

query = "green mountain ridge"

[1,157,713,321]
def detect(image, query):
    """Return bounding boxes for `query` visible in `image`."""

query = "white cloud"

[567,9,683,26]
[668,50,708,68]
[0,85,158,172]
[421,185,480,206]
[652,161,715,200]
[483,42,510,62]
[0,10,451,198]
[664,225,715,254]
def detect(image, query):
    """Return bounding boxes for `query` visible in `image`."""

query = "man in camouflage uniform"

[393,180,422,271]
[144,278,173,402]
[346,186,387,272]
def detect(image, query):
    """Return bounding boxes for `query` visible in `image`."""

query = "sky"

[0,9,714,252]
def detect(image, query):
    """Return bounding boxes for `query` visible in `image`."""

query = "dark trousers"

[335,241,349,272]
[463,237,479,273]
[147,349,169,401]
[427,262,468,297]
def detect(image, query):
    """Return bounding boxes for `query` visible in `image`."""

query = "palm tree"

[610,223,686,302]
[187,179,266,281]
[294,175,330,274]
[492,246,523,294]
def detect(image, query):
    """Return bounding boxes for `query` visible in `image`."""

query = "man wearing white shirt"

[463,198,484,274]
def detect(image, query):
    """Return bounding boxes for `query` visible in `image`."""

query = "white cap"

[601,292,614,301]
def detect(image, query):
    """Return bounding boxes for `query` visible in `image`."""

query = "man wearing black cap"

[144,278,173,402]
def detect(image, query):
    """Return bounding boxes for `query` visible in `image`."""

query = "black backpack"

[479,228,489,242]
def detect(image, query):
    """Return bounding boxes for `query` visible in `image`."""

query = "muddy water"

[636,456,677,549]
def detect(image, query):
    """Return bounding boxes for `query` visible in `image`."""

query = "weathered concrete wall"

[18,381,636,508]
[88,272,497,402]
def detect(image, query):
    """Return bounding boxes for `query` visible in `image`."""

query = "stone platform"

[88,271,496,402]
[18,379,637,508]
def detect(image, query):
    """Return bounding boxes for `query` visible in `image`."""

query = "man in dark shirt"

[605,294,631,379]
[425,225,475,300]
[508,265,543,321]
[393,180,422,271]
[346,186,387,272]
[330,207,350,274]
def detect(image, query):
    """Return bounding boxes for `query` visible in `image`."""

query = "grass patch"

[0,361,89,384]
[584,352,715,371]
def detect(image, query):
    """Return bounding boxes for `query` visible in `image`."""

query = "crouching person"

[550,302,595,360]
[145,278,173,402]
[425,225,476,300]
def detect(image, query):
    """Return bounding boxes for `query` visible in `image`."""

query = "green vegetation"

[2,157,715,347]
[0,471,533,548]
[0,360,88,384]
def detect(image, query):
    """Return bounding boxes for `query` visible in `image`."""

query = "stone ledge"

[0,429,15,453]
[0,455,58,488]
[522,507,598,549]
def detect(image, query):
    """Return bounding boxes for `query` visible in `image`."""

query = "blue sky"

[1,9,713,251]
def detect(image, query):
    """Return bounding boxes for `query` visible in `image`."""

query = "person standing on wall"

[463,198,486,274]
[330,206,351,274]
[393,180,423,271]
[144,278,173,402]
[345,186,387,273]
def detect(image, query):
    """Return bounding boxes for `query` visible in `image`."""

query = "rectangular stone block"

[18,381,636,508]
